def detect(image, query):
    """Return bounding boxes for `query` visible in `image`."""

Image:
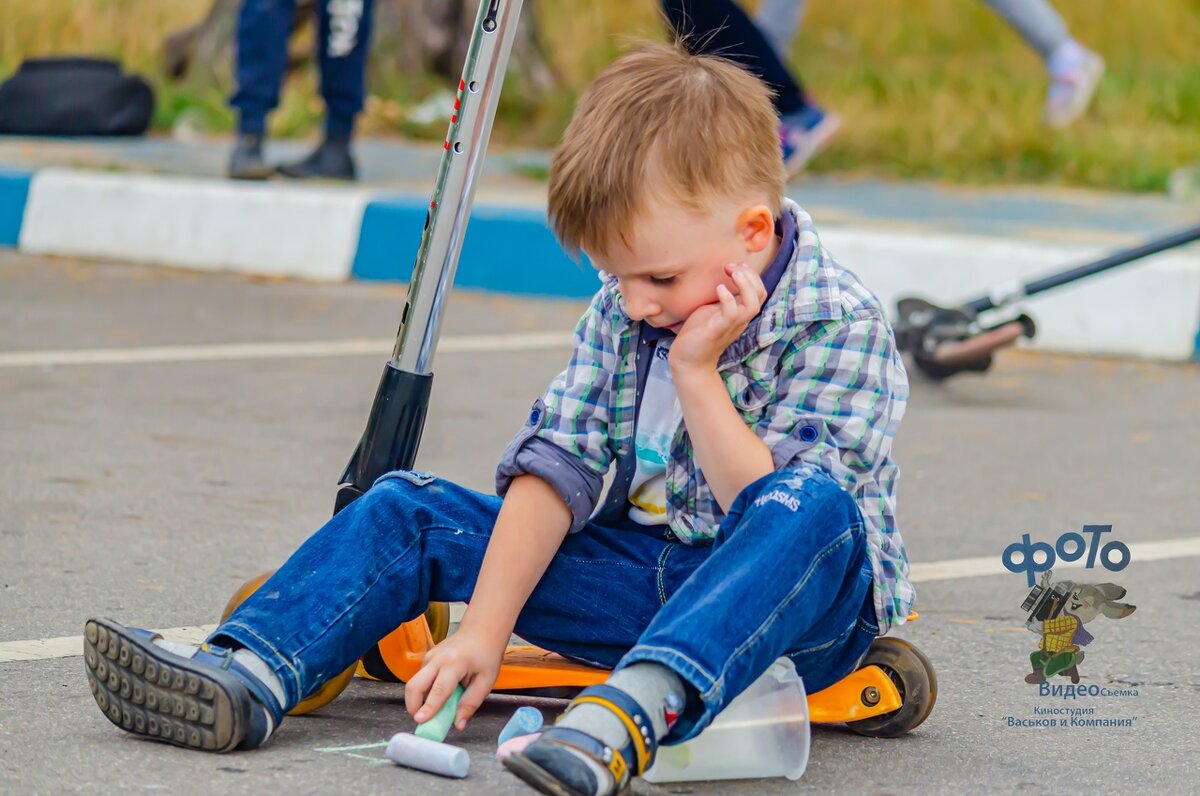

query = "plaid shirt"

[496,199,914,632]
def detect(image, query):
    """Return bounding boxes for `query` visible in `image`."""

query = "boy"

[84,42,913,796]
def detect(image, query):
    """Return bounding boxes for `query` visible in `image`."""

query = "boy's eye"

[649,275,675,285]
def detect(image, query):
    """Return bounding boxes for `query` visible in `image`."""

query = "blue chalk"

[497,706,544,748]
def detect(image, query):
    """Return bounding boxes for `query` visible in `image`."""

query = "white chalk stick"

[386,732,470,779]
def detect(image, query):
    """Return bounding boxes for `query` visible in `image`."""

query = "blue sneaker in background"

[780,105,841,178]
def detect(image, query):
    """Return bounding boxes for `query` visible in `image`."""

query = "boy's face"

[589,196,778,331]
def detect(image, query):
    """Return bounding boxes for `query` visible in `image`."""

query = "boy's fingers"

[403,662,437,717]
[718,284,736,315]
[455,673,492,730]
[729,274,753,318]
[415,666,464,723]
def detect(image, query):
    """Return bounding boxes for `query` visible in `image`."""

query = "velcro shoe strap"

[538,726,635,788]
[566,684,658,774]
[193,644,285,724]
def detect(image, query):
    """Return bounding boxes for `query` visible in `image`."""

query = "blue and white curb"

[352,195,597,298]
[0,168,30,247]
[2,167,1199,361]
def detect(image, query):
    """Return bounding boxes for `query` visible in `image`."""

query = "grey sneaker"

[1043,50,1105,129]
[228,134,273,180]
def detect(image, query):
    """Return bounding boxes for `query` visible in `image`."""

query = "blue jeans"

[213,464,879,742]
[232,0,375,136]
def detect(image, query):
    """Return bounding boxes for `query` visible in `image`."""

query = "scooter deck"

[360,608,919,723]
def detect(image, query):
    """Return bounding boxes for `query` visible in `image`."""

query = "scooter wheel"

[425,601,451,645]
[220,570,356,716]
[846,637,937,738]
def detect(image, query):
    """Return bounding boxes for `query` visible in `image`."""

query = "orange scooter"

[222,573,935,737]
[220,0,936,742]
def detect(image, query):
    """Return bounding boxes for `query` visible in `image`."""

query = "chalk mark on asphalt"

[316,741,391,767]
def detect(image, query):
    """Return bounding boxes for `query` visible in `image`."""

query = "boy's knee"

[744,466,861,545]
[349,470,438,529]
[761,466,855,515]
[358,469,467,535]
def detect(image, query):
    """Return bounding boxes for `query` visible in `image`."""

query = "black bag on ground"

[0,57,155,136]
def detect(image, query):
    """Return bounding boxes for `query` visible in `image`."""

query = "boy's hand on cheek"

[669,263,767,374]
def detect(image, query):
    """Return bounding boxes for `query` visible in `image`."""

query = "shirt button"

[799,424,819,443]
[529,408,541,424]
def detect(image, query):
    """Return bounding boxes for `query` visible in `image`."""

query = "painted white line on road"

[0,625,216,663]
[909,535,1200,582]
[4,538,1196,664]
[0,331,571,369]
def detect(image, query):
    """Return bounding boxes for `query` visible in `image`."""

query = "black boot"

[276,135,357,180]
[229,134,273,181]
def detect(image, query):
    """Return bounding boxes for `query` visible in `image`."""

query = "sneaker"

[228,134,273,181]
[83,617,283,752]
[780,106,841,178]
[276,136,357,180]
[1043,49,1104,129]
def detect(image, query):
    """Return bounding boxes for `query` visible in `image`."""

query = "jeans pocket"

[375,469,437,487]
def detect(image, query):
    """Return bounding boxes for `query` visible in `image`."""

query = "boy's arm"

[673,366,774,513]
[495,287,618,533]
[666,262,776,513]
[459,473,571,647]
[404,473,570,729]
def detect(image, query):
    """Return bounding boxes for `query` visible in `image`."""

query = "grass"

[1,0,1197,193]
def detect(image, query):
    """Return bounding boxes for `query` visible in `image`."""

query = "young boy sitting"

[84,41,913,796]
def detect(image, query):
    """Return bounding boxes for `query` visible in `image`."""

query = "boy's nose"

[623,291,660,322]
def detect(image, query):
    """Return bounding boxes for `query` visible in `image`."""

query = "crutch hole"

[453,141,463,154]
[468,81,479,93]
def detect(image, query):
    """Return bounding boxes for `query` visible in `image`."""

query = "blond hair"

[548,40,786,258]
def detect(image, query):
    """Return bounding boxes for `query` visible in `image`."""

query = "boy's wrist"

[456,608,515,652]
[671,361,722,391]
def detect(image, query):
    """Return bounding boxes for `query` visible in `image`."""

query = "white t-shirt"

[627,338,682,525]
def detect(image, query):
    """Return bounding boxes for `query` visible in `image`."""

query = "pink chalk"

[495,732,541,761]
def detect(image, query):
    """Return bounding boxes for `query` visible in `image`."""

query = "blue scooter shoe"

[83,617,283,753]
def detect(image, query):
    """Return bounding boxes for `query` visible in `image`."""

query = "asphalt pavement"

[1,249,1197,795]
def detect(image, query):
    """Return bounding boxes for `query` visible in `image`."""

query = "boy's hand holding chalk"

[404,625,505,732]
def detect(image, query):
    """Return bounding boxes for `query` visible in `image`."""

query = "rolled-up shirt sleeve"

[495,287,617,533]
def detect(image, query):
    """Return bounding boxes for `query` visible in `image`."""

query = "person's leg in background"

[980,0,1104,127]
[752,0,808,59]
[661,0,840,176]
[278,0,376,179]
[228,0,297,179]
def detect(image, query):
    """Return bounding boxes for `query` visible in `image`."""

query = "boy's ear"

[736,204,776,253]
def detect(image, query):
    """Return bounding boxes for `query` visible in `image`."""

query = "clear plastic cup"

[643,658,810,783]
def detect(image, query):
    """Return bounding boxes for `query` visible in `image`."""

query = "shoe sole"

[275,168,356,181]
[83,618,249,753]
[228,166,275,181]
[502,753,592,796]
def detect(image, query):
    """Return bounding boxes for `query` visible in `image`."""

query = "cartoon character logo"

[1020,569,1135,684]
